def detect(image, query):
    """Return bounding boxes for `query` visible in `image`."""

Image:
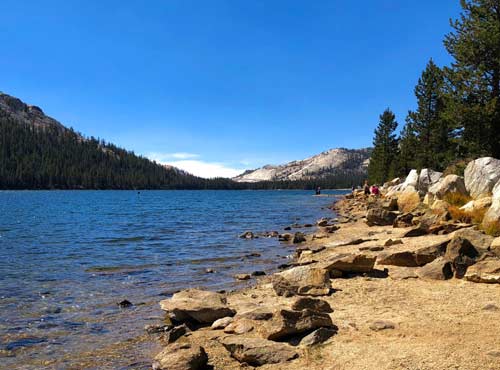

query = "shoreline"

[149,192,500,369]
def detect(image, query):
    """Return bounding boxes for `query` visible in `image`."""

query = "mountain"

[233,148,371,183]
[0,92,239,190]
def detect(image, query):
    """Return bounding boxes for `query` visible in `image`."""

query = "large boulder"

[160,289,236,324]
[263,309,334,341]
[453,228,493,254]
[464,157,500,199]
[403,169,419,189]
[321,253,376,274]
[291,297,333,313]
[428,175,468,200]
[272,266,331,297]
[418,169,443,195]
[464,258,500,284]
[397,187,421,213]
[366,208,398,226]
[460,197,493,213]
[152,343,208,370]
[222,337,298,366]
[377,242,447,267]
[482,180,500,235]
[417,257,453,280]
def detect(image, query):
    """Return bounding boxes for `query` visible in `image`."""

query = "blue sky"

[0,1,461,177]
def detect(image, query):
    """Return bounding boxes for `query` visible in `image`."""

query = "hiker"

[371,184,380,196]
[363,180,370,195]
[315,186,321,195]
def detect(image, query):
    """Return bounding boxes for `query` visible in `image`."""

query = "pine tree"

[444,0,500,158]
[397,117,419,175]
[368,109,399,184]
[406,59,450,170]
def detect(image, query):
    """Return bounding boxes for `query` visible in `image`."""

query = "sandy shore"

[150,195,500,370]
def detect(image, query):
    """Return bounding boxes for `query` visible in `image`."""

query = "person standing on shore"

[363,180,370,195]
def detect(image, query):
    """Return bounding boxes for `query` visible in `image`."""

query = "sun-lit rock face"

[0,92,67,131]
[232,148,371,182]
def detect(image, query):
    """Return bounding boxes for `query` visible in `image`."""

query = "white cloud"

[147,152,245,178]
[148,152,200,161]
[165,160,244,178]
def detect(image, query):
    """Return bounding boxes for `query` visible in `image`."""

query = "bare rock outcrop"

[428,175,468,200]
[464,157,500,199]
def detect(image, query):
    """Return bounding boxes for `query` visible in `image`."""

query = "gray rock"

[299,327,337,346]
[369,320,396,331]
[464,157,500,199]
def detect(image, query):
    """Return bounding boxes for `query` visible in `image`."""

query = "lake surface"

[0,190,345,369]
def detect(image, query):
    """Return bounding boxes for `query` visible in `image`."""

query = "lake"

[0,190,345,369]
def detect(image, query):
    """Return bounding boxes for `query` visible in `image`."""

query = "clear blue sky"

[0,0,461,177]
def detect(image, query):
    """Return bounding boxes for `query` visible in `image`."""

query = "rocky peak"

[0,92,66,131]
[233,148,371,182]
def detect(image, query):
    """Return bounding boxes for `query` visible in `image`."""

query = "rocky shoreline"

[148,158,500,370]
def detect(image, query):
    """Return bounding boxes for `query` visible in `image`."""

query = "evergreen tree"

[368,109,399,184]
[397,117,419,175]
[406,59,450,170]
[444,0,500,158]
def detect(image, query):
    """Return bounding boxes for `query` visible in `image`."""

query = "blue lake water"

[0,190,344,369]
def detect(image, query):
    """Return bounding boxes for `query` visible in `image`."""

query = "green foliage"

[370,1,500,178]
[443,0,500,158]
[368,109,399,184]
[0,113,365,190]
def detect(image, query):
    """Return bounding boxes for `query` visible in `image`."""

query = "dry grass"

[481,221,500,237]
[443,192,472,207]
[448,205,487,224]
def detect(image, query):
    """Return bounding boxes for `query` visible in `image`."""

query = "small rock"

[251,270,266,276]
[291,297,333,313]
[161,324,189,344]
[279,233,292,241]
[299,327,337,346]
[152,343,208,370]
[284,226,292,231]
[482,303,499,311]
[384,239,403,247]
[117,300,133,308]
[211,317,234,330]
[222,337,298,366]
[486,350,500,357]
[224,318,254,334]
[369,320,396,331]
[237,308,273,321]
[145,324,172,334]
[205,268,215,273]
[234,273,251,281]
[293,232,307,244]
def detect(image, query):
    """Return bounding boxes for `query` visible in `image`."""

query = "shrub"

[443,192,472,207]
[443,159,471,177]
[482,222,500,237]
[448,206,487,225]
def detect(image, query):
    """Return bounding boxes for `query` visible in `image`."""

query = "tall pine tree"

[368,109,399,184]
[397,117,419,175]
[444,0,500,158]
[406,59,450,170]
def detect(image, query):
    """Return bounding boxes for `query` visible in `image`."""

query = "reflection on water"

[0,190,344,369]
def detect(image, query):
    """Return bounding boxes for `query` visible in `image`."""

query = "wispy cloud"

[147,152,245,178]
[149,152,200,161]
